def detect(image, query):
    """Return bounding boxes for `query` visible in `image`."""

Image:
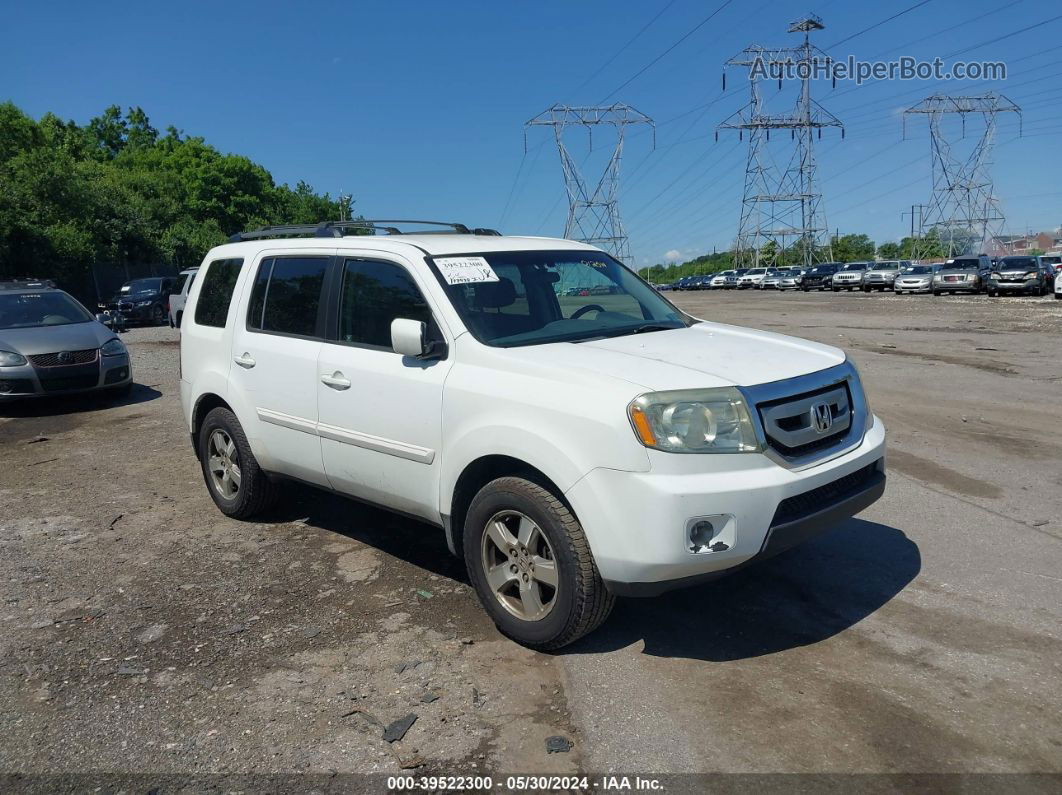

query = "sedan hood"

[508,322,846,392]
[0,321,115,356]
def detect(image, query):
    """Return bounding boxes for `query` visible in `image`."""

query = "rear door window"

[194,258,244,328]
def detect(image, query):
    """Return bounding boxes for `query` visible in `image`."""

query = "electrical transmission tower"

[526,104,654,266]
[717,15,843,269]
[903,93,1021,260]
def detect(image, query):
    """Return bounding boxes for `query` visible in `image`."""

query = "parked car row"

[658,254,1061,299]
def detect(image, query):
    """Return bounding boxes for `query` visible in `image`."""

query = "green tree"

[877,242,902,259]
[831,233,875,262]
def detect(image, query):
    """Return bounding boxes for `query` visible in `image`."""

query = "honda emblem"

[811,402,833,434]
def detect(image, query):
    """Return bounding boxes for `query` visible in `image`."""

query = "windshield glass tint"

[0,292,93,329]
[875,263,899,270]
[949,260,980,270]
[1000,258,1035,269]
[904,266,933,274]
[432,250,689,348]
[122,278,162,293]
[842,264,865,271]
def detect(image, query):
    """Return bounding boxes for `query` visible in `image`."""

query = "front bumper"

[832,279,863,288]
[895,280,931,293]
[565,417,886,596]
[0,353,132,400]
[991,279,1040,293]
[934,279,980,292]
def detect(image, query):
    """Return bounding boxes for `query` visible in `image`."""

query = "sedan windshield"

[121,278,163,294]
[0,292,94,329]
[431,250,690,348]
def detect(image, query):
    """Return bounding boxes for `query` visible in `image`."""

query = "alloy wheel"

[207,429,241,499]
[480,510,558,622]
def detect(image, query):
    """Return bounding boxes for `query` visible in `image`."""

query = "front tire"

[464,476,614,650]
[198,407,278,519]
[151,304,166,326]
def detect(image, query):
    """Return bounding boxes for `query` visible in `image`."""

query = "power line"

[599,0,735,103]
[569,0,678,98]
[824,0,936,51]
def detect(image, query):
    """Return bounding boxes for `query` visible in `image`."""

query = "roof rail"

[228,219,502,242]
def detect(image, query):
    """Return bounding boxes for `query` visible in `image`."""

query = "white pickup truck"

[179,221,886,648]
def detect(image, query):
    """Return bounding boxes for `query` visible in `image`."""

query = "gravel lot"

[1,290,1060,785]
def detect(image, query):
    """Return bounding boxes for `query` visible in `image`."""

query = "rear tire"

[463,476,614,650]
[198,407,278,519]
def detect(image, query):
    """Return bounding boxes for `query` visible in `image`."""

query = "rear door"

[228,252,333,485]
[317,252,454,522]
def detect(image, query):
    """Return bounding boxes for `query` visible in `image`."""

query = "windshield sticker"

[435,256,499,285]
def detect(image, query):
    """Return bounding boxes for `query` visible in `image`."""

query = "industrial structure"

[717,15,843,269]
[526,104,654,266]
[903,93,1022,259]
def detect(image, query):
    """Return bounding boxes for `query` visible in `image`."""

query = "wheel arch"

[190,393,234,458]
[445,454,571,558]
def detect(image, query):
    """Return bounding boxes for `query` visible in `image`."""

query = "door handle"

[321,371,351,390]
[234,352,256,369]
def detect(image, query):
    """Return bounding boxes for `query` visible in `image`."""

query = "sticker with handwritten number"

[435,256,500,285]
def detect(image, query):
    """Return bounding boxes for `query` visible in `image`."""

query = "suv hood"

[507,322,845,392]
[0,321,115,356]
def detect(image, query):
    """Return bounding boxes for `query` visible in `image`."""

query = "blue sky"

[4,0,1061,266]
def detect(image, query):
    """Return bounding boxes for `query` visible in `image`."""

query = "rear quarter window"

[193,258,243,328]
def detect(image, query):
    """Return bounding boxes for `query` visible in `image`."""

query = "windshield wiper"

[631,323,680,334]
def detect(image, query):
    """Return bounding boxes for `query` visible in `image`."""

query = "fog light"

[687,517,731,554]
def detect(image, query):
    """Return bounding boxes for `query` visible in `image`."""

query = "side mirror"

[95,313,113,328]
[391,318,447,360]
[391,318,425,357]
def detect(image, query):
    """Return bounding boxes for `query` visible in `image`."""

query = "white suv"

[180,221,886,649]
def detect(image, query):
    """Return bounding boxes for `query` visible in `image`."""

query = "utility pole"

[718,15,843,269]
[526,104,654,266]
[903,93,1020,259]
[901,204,925,240]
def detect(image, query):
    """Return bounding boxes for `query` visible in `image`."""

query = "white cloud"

[664,249,682,261]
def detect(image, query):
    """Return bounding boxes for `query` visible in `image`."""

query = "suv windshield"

[842,263,866,271]
[747,268,767,275]
[122,278,163,294]
[948,260,981,270]
[999,257,1036,269]
[873,262,899,270]
[431,250,689,348]
[0,292,94,329]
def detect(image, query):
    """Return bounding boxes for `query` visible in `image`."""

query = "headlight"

[990,272,1000,279]
[101,338,126,357]
[1024,271,1038,280]
[135,300,152,307]
[628,388,761,453]
[0,350,28,367]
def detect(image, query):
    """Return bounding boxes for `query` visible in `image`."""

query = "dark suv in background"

[800,263,841,291]
[988,256,1054,297]
[100,277,176,326]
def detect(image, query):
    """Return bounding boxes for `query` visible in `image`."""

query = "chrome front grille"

[28,349,99,368]
[759,384,851,455]
[739,362,868,470]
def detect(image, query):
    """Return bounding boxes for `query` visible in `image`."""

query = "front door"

[317,254,453,522]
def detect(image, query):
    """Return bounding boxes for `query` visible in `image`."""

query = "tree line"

[0,102,348,292]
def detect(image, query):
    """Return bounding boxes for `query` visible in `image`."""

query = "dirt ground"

[1,289,1060,786]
